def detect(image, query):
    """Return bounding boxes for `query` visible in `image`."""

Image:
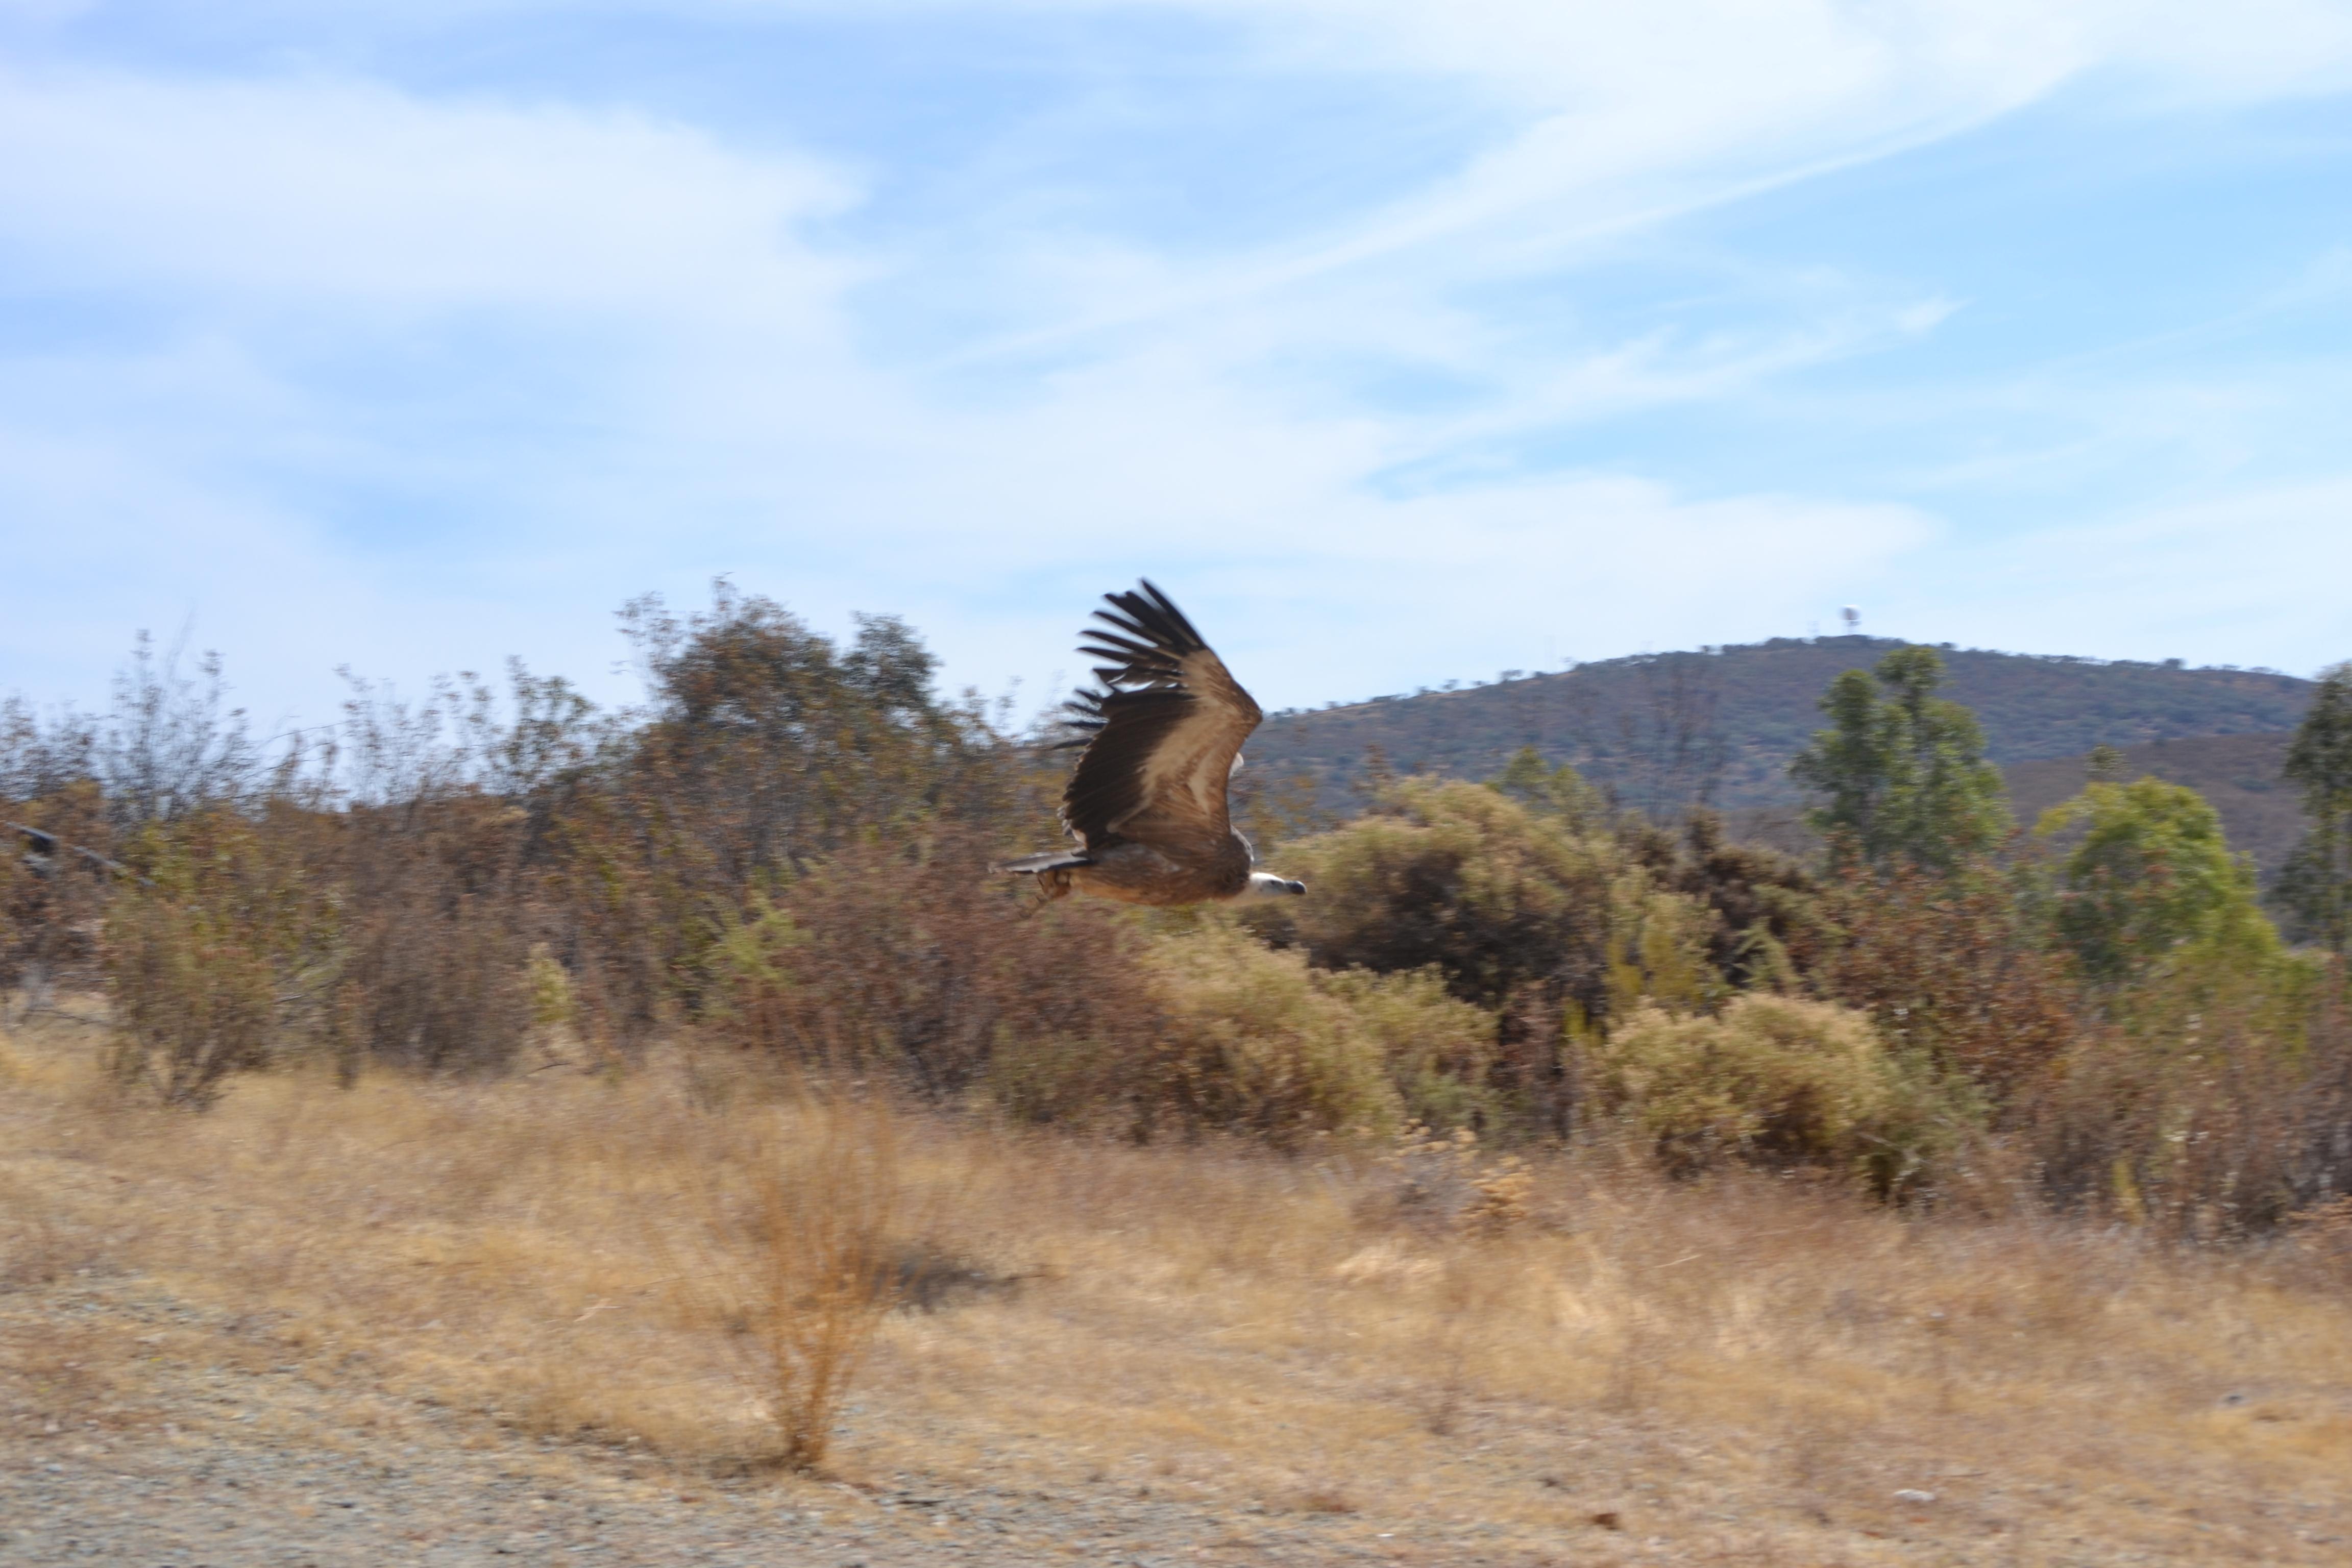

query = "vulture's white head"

[1242,872,1308,899]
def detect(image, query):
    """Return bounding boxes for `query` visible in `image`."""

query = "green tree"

[2038,776,2278,985]
[1489,744,1605,827]
[2277,662,2352,954]
[1788,646,2008,871]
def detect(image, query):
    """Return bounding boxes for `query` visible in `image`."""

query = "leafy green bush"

[1245,778,1617,1009]
[1142,923,1499,1144]
[1590,993,1979,1195]
[2038,776,2281,987]
[1601,878,1728,1018]
[1639,810,1825,991]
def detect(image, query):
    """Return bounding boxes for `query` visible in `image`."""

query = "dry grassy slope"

[7,1012,2352,1566]
[2006,733,2310,877]
[1244,636,2313,813]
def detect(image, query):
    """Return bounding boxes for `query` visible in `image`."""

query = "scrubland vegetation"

[6,592,2352,1560]
[1244,632,2314,815]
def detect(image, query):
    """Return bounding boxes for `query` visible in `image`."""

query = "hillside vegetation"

[1244,635,2313,816]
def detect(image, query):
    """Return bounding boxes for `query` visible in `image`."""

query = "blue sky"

[4,0,2351,728]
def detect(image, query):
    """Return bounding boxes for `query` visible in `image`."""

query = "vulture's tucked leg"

[1021,865,1074,914]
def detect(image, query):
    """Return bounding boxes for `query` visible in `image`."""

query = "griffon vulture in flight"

[997,581,1308,906]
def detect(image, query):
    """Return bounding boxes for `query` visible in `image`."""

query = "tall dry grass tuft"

[659,1091,911,1472]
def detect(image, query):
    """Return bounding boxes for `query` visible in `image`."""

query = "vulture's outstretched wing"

[1056,581,1262,853]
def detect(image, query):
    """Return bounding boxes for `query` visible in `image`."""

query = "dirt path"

[2,1280,1427,1568]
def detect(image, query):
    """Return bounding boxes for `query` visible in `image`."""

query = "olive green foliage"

[1789,646,2010,872]
[1591,993,1977,1195]
[105,809,340,1106]
[1143,923,1499,1143]
[1489,745,1608,828]
[2038,777,2280,986]
[1244,778,1618,1010]
[1602,881,1726,1018]
[1244,773,1845,1141]
[1625,811,1822,992]
[2278,662,2352,953]
[621,587,961,882]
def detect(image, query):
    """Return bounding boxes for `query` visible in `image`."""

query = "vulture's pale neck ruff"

[1242,872,1310,899]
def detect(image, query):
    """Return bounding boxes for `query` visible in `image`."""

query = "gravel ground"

[1,1281,1472,1568]
[12,1275,2349,1568]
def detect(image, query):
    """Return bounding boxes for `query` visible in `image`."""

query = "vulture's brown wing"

[1057,581,1262,852]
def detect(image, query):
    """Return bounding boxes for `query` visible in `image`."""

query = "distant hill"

[1244,636,2315,817]
[2006,733,2309,878]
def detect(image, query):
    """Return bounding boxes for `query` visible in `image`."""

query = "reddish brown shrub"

[1815,862,2078,1095]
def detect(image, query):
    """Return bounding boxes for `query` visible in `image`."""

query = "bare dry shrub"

[104,894,274,1108]
[93,795,540,1099]
[328,794,537,1076]
[709,831,1159,1109]
[1374,1123,1535,1232]
[2289,1194,2352,1284]
[2021,983,2352,1234]
[659,1093,910,1472]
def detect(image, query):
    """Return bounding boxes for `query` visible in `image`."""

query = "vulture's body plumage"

[998,582,1307,906]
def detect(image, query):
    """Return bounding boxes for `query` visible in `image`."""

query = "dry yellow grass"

[5,1008,2351,1565]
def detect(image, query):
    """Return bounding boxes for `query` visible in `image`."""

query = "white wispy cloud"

[0,64,856,313]
[1,1,2349,721]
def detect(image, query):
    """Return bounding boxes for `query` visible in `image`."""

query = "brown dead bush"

[1816,861,2079,1093]
[709,831,1161,1111]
